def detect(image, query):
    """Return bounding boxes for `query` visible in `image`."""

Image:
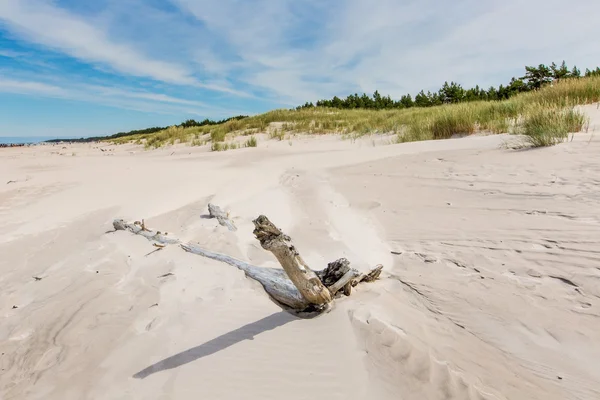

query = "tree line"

[46,115,249,143]
[45,126,167,143]
[297,62,600,110]
[178,115,248,128]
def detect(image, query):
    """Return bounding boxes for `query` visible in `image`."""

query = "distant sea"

[0,136,60,145]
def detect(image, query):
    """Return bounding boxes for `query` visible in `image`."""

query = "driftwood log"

[207,203,236,231]
[253,215,332,305]
[112,206,382,313]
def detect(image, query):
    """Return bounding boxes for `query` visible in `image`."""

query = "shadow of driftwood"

[133,311,297,379]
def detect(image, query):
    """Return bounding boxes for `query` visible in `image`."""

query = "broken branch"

[253,215,332,306]
[208,203,237,231]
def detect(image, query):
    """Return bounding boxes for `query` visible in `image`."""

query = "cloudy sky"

[1,0,599,137]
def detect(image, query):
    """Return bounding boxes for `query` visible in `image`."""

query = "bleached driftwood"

[207,203,236,231]
[112,211,383,313]
[253,215,333,306]
[181,242,310,310]
[112,218,312,310]
[112,219,179,245]
[315,258,382,297]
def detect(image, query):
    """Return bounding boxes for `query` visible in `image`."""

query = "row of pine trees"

[297,62,600,110]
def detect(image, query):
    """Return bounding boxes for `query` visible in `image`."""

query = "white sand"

[1,105,600,400]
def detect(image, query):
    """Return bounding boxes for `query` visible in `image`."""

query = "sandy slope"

[1,106,600,400]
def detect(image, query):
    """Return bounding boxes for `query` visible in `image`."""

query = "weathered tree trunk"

[208,203,236,231]
[252,215,332,306]
[112,206,383,313]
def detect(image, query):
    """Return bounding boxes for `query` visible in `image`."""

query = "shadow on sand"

[133,311,297,379]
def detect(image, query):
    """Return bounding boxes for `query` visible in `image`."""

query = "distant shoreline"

[0,136,82,146]
[0,136,58,145]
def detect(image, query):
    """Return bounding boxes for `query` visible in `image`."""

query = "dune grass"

[210,135,259,152]
[211,141,239,152]
[113,76,600,149]
[515,104,586,147]
[245,136,258,147]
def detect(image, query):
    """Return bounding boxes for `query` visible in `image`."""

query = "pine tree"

[372,90,383,109]
[522,64,553,89]
[550,60,570,81]
[508,77,527,93]
[399,94,414,108]
[585,67,600,77]
[428,91,442,106]
[360,93,372,108]
[414,90,430,107]
[487,86,499,101]
[439,81,465,103]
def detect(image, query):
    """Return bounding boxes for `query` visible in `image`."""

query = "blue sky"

[1,0,599,138]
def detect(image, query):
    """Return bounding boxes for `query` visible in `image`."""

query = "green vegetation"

[517,105,586,147]
[300,62,600,110]
[211,142,238,152]
[54,61,599,149]
[209,136,258,152]
[46,125,167,144]
[118,75,598,149]
[245,136,258,147]
[46,115,248,144]
[180,115,248,128]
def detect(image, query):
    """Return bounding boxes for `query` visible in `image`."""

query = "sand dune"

[1,105,600,399]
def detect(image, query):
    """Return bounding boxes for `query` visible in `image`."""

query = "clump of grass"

[247,119,268,132]
[516,106,586,147]
[210,127,227,143]
[245,136,258,147]
[401,120,433,142]
[211,142,227,151]
[270,129,285,141]
[191,138,207,146]
[430,107,476,139]
[211,141,240,152]
[485,118,511,134]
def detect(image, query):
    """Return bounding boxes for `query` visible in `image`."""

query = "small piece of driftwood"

[112,219,179,245]
[112,214,383,313]
[208,203,237,231]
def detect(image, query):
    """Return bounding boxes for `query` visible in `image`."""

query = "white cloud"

[0,0,194,84]
[172,0,600,103]
[0,0,248,96]
[0,49,24,58]
[2,0,600,111]
[80,84,212,108]
[0,76,236,117]
[0,78,70,97]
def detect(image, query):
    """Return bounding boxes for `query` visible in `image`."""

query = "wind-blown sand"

[1,105,600,400]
